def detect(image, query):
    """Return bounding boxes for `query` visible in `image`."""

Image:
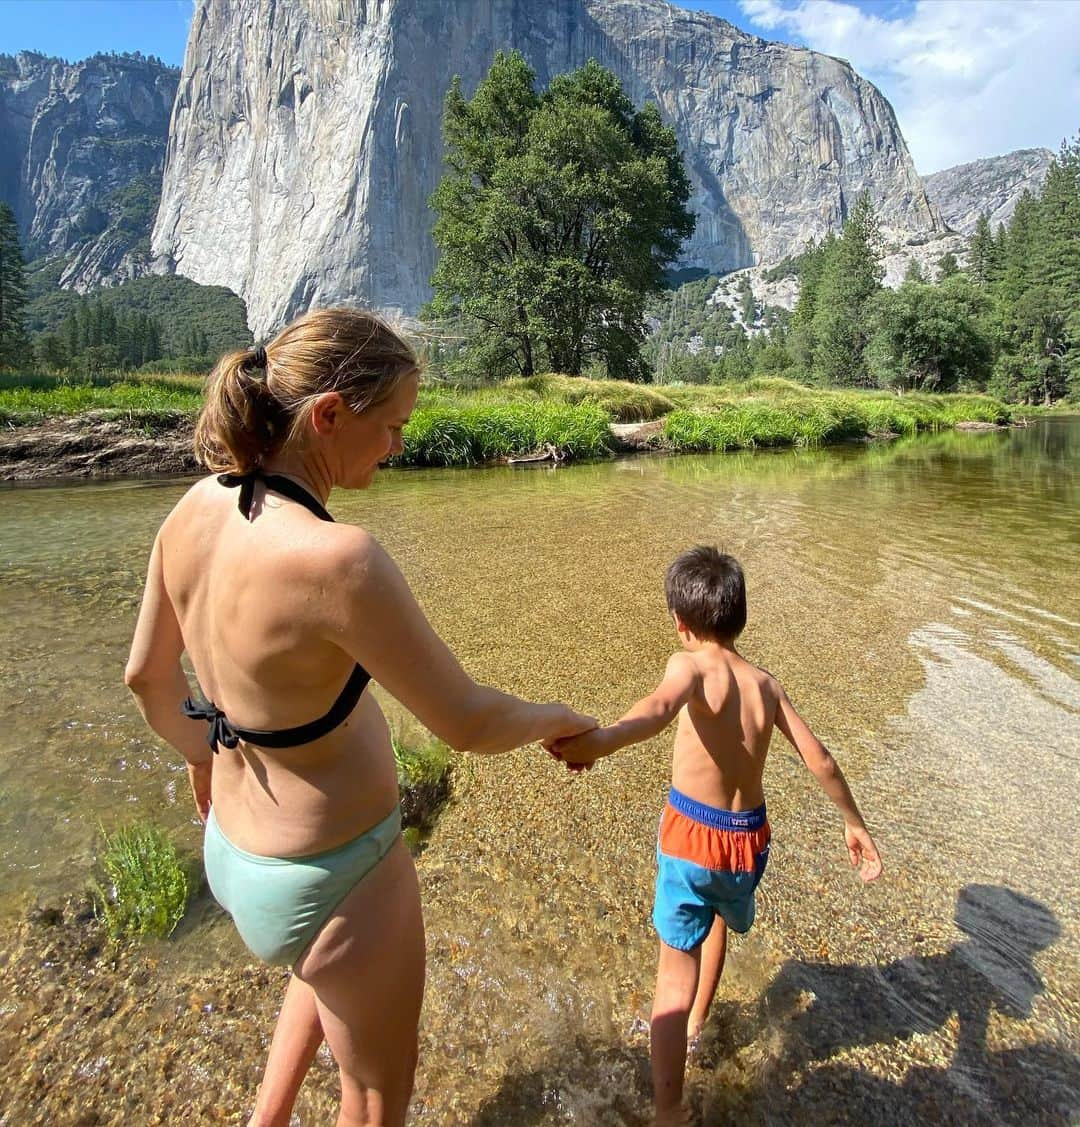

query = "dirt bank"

[1,415,662,482]
[0,413,198,482]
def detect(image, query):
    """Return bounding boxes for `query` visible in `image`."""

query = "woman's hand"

[188,760,213,822]
[541,704,598,746]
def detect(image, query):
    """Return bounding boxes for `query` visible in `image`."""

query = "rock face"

[154,0,941,335]
[923,148,1055,236]
[0,51,178,288]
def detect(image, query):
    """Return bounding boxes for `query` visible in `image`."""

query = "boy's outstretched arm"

[774,684,883,882]
[549,653,698,769]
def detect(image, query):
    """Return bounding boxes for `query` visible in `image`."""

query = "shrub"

[393,736,453,834]
[92,823,190,940]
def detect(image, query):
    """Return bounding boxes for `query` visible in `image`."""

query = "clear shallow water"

[0,419,1077,1124]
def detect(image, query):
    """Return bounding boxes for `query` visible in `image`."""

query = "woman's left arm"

[125,533,213,820]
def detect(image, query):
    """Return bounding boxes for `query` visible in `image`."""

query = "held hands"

[845,822,882,882]
[537,705,601,773]
[545,726,612,773]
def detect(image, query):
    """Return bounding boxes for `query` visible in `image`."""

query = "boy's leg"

[688,914,728,1041]
[651,939,702,1124]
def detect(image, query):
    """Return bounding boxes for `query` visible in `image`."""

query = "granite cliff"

[0,51,178,289]
[923,148,1055,236]
[153,0,942,335]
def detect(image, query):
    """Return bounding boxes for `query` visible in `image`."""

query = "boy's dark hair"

[664,546,746,641]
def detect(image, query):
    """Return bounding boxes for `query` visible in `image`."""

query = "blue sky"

[1,0,1077,173]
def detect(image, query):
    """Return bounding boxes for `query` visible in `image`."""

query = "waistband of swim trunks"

[667,787,767,831]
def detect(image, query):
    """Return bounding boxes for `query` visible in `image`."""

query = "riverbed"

[1,418,1077,1124]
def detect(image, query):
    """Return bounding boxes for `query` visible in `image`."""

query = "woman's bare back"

[160,475,399,855]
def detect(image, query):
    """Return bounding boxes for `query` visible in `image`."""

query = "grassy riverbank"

[0,370,1016,468]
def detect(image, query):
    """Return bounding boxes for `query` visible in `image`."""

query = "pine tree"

[968,212,997,285]
[1030,136,1080,390]
[936,252,960,279]
[789,235,831,376]
[0,203,30,366]
[810,195,884,386]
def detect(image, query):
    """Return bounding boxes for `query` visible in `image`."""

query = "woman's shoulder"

[158,474,227,530]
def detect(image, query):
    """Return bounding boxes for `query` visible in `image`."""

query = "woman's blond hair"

[194,308,421,472]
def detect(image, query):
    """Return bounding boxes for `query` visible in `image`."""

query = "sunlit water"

[1,418,1077,1124]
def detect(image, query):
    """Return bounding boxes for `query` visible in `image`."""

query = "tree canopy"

[427,51,695,381]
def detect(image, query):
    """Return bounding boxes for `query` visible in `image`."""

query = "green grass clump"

[393,735,452,789]
[661,389,1012,453]
[400,401,611,466]
[393,736,453,837]
[92,823,190,941]
[0,372,203,426]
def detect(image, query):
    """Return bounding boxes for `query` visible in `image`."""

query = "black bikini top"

[181,468,371,753]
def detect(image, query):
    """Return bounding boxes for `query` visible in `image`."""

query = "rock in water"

[153,0,942,335]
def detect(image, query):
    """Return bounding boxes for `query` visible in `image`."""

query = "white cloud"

[738,0,1080,172]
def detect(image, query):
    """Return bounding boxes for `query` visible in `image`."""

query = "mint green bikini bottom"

[204,804,402,966]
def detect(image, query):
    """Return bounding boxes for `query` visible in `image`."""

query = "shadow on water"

[713,885,1079,1126]
[466,886,1078,1126]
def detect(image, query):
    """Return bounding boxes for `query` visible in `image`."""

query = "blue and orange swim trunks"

[653,787,771,950]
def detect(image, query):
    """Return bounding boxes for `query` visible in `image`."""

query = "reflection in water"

[0,417,1077,1122]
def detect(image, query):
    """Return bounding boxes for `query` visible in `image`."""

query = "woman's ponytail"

[193,346,284,472]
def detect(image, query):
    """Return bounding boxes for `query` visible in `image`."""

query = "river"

[1,418,1077,1124]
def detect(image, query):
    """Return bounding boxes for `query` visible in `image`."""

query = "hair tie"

[251,346,268,370]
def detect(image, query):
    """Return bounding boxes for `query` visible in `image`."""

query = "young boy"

[551,546,882,1125]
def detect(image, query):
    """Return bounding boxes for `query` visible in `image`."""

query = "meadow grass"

[0,371,203,425]
[1,367,1012,463]
[92,823,190,941]
[660,384,1012,453]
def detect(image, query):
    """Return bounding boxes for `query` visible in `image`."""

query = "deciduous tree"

[428,52,694,381]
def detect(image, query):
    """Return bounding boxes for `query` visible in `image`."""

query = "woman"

[125,308,594,1126]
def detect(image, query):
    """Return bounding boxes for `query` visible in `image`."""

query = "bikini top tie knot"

[217,468,334,522]
[181,698,242,751]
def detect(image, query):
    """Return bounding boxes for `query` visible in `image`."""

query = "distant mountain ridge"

[0,50,178,289]
[0,31,1059,332]
[922,148,1055,236]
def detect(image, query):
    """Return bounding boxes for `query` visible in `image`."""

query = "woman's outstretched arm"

[329,530,594,754]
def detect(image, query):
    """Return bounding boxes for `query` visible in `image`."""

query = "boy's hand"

[845,823,882,882]
[547,728,611,772]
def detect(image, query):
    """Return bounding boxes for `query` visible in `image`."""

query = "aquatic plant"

[393,735,453,834]
[400,401,611,466]
[92,823,190,941]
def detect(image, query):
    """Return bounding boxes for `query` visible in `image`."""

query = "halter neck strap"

[218,469,334,522]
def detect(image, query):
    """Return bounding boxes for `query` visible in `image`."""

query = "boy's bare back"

[668,646,780,813]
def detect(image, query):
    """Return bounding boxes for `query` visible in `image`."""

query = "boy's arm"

[550,653,698,768]
[774,683,883,882]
